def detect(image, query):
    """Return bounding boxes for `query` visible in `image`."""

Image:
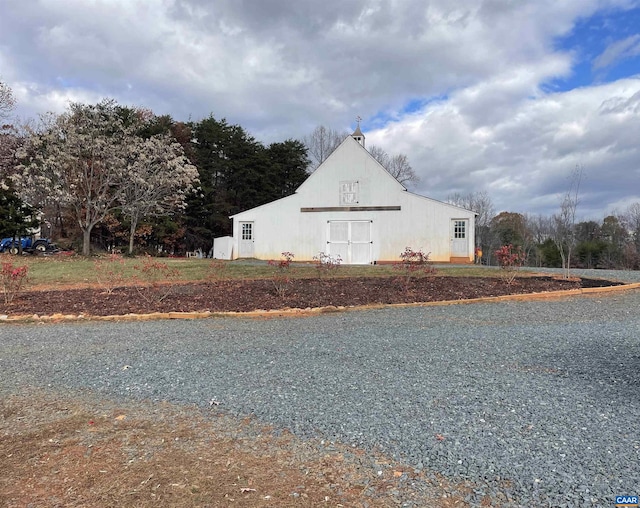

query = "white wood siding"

[231,137,475,263]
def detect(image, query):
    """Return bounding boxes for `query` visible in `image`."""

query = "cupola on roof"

[351,116,365,147]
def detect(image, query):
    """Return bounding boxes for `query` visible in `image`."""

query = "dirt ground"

[0,275,620,507]
[1,388,483,508]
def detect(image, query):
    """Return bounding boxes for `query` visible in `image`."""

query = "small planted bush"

[1,257,29,304]
[93,253,126,294]
[268,251,294,297]
[133,255,180,302]
[205,259,228,284]
[494,244,526,284]
[313,251,342,277]
[393,247,435,290]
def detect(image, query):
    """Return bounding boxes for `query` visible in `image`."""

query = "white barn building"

[229,128,476,264]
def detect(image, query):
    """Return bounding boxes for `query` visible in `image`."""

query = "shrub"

[205,259,228,284]
[494,244,526,284]
[313,252,342,277]
[268,251,294,297]
[93,253,126,294]
[393,247,435,290]
[1,258,29,304]
[133,255,180,302]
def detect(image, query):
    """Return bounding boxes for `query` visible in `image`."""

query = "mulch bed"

[1,275,621,317]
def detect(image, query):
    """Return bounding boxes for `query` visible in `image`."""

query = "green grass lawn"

[1,253,515,288]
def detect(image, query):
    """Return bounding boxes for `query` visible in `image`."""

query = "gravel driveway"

[2,269,639,506]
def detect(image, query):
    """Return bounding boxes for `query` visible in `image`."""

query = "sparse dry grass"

[4,253,517,292]
[0,389,471,507]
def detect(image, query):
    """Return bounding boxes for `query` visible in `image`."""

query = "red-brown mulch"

[0,275,608,317]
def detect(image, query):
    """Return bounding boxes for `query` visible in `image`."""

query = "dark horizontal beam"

[301,206,401,212]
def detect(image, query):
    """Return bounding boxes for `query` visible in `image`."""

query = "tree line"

[0,81,419,256]
[2,79,638,268]
[449,189,640,271]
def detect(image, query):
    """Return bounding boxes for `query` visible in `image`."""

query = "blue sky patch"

[363,95,449,131]
[546,6,640,92]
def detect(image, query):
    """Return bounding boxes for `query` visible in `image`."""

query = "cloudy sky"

[2,0,640,220]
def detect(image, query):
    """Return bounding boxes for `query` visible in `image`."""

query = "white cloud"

[404,79,640,217]
[593,34,640,70]
[1,0,639,218]
[11,82,102,118]
[369,77,640,218]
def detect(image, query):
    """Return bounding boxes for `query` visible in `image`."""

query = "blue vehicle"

[0,236,54,254]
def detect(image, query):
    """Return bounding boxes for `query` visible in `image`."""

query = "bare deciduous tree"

[369,145,419,187]
[524,213,554,266]
[303,125,348,171]
[552,165,583,278]
[0,80,16,120]
[624,202,640,250]
[447,191,495,263]
[304,125,419,186]
[618,202,640,268]
[367,145,389,167]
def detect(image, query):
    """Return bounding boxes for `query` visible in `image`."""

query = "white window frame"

[339,180,359,205]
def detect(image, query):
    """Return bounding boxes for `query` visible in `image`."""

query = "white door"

[239,222,254,258]
[328,221,372,264]
[450,219,469,258]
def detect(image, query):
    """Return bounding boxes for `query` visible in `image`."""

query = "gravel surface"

[2,268,640,506]
[522,266,640,284]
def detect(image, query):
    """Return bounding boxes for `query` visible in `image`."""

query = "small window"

[454,220,466,239]
[241,223,253,240]
[340,180,359,205]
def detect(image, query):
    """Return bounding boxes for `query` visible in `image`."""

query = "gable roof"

[297,135,407,194]
[231,134,476,218]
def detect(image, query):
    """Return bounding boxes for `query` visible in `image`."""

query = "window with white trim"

[241,222,253,240]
